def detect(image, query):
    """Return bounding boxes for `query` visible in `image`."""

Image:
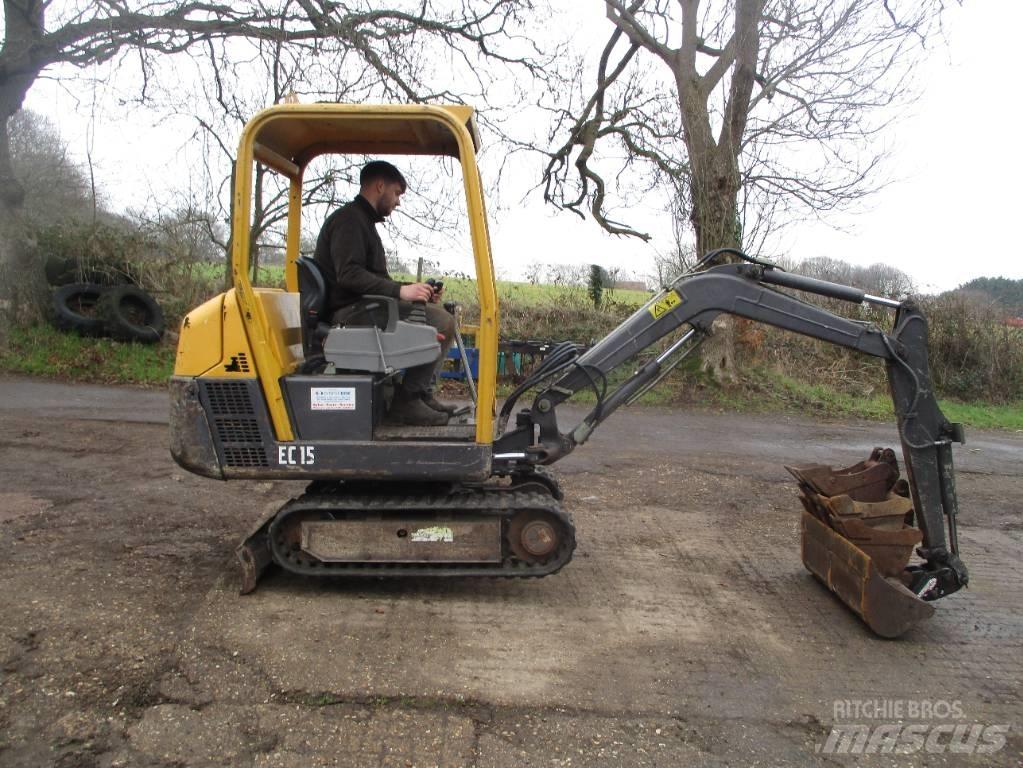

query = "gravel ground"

[0,375,1020,767]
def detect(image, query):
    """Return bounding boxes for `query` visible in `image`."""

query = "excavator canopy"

[225,103,500,447]
[246,104,481,175]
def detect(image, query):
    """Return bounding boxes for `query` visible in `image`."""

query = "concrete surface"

[0,375,1019,767]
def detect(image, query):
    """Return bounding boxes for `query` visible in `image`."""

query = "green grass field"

[5,273,1022,430]
[737,370,1023,430]
[236,263,653,308]
[0,324,176,387]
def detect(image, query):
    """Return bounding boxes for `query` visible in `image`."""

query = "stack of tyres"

[786,448,936,638]
[52,283,164,344]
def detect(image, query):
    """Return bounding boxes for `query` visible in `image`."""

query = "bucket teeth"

[787,448,934,637]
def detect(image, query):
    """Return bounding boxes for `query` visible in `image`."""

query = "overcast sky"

[485,1,1023,293]
[23,1,1021,293]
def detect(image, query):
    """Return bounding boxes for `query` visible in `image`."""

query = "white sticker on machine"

[310,387,356,411]
[410,526,455,543]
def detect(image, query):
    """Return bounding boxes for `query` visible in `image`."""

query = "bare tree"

[0,0,549,326]
[137,205,224,265]
[857,262,914,299]
[180,35,363,285]
[540,0,947,377]
[524,260,544,284]
[7,109,93,228]
[543,0,946,250]
[651,193,699,287]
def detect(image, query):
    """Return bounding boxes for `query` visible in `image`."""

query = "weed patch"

[0,325,175,386]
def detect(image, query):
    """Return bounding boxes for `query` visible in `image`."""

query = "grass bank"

[725,370,1023,431]
[0,324,175,386]
[4,324,1021,432]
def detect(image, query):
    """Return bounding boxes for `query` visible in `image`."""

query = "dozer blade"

[236,502,279,594]
[800,511,933,638]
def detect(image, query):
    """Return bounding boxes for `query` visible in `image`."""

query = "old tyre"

[97,285,165,343]
[44,255,80,287]
[52,283,107,336]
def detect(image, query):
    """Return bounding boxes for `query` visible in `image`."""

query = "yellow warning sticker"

[649,290,683,320]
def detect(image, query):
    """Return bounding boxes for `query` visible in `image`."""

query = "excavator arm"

[493,253,968,613]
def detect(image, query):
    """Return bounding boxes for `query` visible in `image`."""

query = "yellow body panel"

[256,290,303,374]
[174,294,224,376]
[219,290,259,379]
[226,103,496,444]
[174,290,261,381]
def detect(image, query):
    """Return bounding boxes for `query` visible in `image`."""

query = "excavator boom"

[493,251,968,635]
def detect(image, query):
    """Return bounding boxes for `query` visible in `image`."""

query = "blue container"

[441,346,479,380]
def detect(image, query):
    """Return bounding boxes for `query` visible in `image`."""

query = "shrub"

[923,292,1023,402]
[34,215,226,328]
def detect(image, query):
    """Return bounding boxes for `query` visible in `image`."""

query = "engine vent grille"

[223,446,269,467]
[203,381,269,467]
[206,381,256,416]
[214,418,262,444]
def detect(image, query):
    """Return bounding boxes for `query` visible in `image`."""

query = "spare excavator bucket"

[799,511,934,638]
[786,449,935,638]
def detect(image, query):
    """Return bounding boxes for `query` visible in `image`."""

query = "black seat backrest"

[296,257,327,320]
[296,257,329,361]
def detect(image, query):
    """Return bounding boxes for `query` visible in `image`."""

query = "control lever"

[442,300,477,406]
[408,300,428,324]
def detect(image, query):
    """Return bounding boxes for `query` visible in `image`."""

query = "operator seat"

[294,256,439,375]
[296,256,331,366]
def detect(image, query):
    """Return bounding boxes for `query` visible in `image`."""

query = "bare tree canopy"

[7,109,92,226]
[542,0,949,254]
[0,0,548,327]
[0,0,546,213]
[173,32,480,283]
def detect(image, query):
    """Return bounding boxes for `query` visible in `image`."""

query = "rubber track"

[268,488,575,579]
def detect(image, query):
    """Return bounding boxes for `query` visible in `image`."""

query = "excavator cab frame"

[172,103,501,472]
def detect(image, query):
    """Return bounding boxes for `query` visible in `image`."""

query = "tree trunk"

[0,74,50,341]
[687,145,742,382]
[667,0,760,384]
[690,152,741,257]
[1,0,53,337]
[679,110,744,382]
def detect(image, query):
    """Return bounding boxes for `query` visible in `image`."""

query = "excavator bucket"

[800,511,934,638]
[786,449,935,638]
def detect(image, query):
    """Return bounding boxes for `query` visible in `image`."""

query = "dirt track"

[0,375,1020,767]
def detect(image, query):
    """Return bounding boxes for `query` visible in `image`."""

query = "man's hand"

[429,284,444,304]
[399,283,434,302]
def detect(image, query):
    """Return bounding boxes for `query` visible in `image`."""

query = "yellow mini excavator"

[170,103,969,638]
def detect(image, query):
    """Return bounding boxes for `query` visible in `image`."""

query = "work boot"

[421,393,459,415]
[386,392,449,426]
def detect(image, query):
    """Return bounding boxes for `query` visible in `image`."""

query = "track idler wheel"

[507,510,564,564]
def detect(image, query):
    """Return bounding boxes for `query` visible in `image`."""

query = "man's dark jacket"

[314,195,402,314]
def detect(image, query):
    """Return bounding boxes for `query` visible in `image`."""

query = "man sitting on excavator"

[314,160,457,426]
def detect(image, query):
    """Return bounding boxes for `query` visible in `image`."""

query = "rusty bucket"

[800,511,934,638]
[786,449,934,638]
